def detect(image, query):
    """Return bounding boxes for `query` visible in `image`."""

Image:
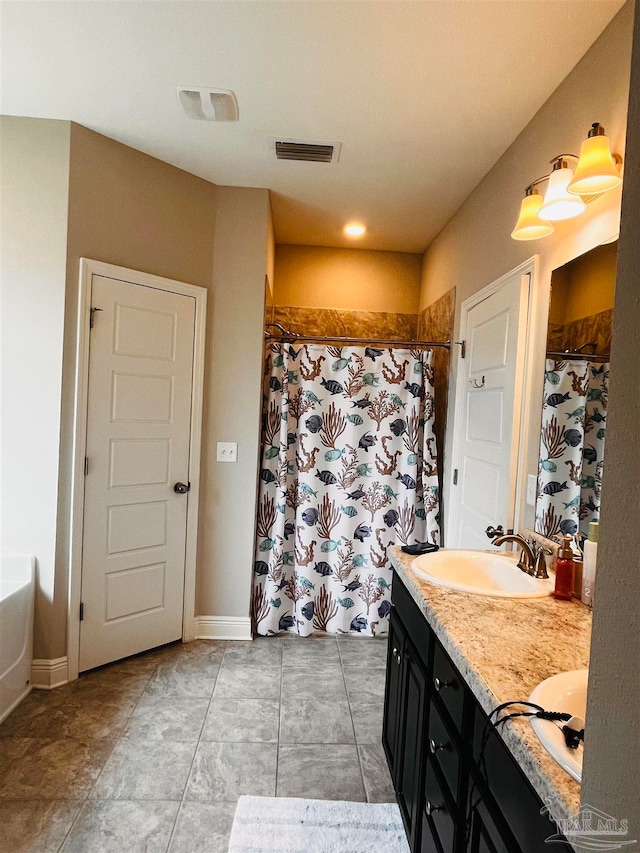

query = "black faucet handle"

[485,525,504,539]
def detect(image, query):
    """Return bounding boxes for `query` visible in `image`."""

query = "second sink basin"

[411,549,555,598]
[529,669,588,783]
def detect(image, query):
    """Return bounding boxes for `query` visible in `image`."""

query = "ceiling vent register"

[177,87,239,122]
[273,139,341,163]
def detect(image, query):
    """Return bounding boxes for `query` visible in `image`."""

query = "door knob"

[174,482,191,495]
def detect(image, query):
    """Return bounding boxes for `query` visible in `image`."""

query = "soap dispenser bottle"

[581,521,599,607]
[554,535,575,601]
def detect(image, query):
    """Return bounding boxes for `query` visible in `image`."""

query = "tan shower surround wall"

[547,307,614,356]
[271,305,418,341]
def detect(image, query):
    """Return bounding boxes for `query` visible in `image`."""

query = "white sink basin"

[411,549,555,598]
[529,669,588,783]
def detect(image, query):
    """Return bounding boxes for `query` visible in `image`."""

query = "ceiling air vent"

[272,138,341,164]
[177,87,239,122]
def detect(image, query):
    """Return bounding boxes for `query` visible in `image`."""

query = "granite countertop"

[389,546,592,827]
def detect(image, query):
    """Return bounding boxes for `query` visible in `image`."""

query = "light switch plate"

[217,442,237,463]
[526,474,537,506]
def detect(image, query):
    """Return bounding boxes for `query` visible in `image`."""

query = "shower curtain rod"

[546,350,610,363]
[264,324,456,350]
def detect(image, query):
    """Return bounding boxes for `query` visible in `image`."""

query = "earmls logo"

[543,800,636,850]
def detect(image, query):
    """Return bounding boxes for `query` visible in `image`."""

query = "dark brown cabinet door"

[383,608,407,781]
[467,800,513,853]
[397,644,429,847]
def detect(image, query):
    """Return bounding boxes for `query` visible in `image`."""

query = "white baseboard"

[31,657,69,690]
[194,616,252,641]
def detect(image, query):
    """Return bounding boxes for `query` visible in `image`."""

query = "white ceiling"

[1,1,625,253]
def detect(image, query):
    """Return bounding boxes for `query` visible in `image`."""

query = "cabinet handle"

[425,800,442,816]
[429,738,446,754]
[434,676,450,692]
[392,647,403,665]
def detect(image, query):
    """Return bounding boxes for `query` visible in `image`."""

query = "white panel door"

[449,272,528,548]
[79,275,196,671]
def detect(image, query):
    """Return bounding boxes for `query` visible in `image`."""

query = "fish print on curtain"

[536,358,609,540]
[253,343,440,637]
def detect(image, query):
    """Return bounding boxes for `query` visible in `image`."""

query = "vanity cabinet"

[383,572,573,853]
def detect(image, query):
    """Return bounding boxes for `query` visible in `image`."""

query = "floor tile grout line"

[339,649,369,802]
[52,655,164,853]
[79,663,159,804]
[52,641,192,848]
[54,799,87,853]
[275,635,284,798]
[340,653,382,803]
[166,639,228,853]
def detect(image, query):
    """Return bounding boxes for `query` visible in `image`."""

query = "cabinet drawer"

[424,758,456,853]
[427,699,460,802]
[432,641,465,734]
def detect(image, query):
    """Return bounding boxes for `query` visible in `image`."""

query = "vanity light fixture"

[510,122,623,241]
[538,157,586,222]
[511,185,555,241]
[567,123,622,196]
[344,222,366,237]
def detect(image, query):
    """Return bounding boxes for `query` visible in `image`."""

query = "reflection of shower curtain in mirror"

[252,343,440,637]
[536,359,609,540]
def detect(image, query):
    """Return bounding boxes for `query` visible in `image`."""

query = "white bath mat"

[228,796,410,853]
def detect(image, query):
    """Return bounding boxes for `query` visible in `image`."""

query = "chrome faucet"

[485,526,550,579]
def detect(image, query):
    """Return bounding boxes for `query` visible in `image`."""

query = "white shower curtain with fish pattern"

[536,358,609,540]
[253,343,440,637]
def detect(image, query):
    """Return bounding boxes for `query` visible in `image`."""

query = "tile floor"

[0,634,393,852]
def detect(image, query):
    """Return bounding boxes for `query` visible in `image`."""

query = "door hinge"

[89,307,103,328]
[79,602,84,621]
[84,457,89,476]
[453,469,458,485]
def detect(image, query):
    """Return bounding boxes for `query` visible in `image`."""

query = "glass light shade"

[567,134,622,195]
[539,167,586,221]
[511,192,555,241]
[344,222,366,236]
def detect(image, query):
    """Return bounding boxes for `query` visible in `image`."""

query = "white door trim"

[67,258,207,680]
[446,256,538,545]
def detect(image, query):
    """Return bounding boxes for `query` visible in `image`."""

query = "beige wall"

[582,0,639,831]
[196,186,271,619]
[1,117,71,659]
[275,244,422,314]
[419,2,633,532]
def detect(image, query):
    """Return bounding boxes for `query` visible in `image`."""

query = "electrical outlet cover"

[217,442,237,463]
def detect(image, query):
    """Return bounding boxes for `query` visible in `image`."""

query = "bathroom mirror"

[535,241,617,541]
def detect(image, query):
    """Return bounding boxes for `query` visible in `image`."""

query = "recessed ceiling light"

[344,223,366,237]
